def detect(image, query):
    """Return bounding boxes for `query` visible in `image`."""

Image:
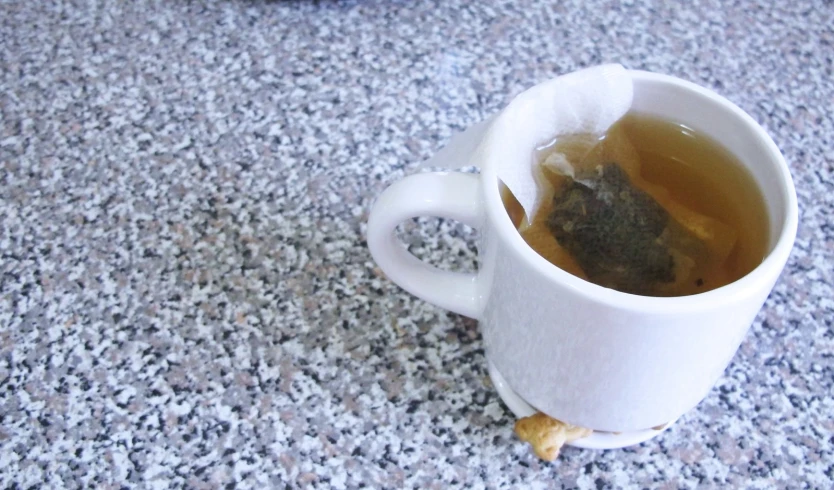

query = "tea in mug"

[501,112,769,297]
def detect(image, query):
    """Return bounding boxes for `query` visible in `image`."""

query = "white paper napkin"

[423,64,633,220]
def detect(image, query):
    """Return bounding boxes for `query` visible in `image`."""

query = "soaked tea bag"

[546,162,689,294]
[539,124,737,296]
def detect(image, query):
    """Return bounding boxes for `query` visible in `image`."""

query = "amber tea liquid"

[501,112,770,297]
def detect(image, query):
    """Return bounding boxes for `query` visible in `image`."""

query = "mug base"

[487,360,676,450]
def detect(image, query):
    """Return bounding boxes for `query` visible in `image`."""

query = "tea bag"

[539,126,737,296]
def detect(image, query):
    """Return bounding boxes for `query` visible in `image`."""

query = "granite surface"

[1,0,832,488]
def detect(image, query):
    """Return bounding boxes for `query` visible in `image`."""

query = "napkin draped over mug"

[422,63,633,221]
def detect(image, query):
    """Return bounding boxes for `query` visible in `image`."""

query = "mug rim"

[480,70,799,314]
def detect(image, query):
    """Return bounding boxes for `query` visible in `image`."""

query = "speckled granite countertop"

[1,0,832,488]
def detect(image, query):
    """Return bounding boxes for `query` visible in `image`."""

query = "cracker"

[514,412,593,461]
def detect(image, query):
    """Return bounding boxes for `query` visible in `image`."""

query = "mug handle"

[367,171,483,319]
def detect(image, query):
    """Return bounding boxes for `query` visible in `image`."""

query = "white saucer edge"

[487,360,676,450]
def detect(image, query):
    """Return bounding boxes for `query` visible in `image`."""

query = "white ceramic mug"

[367,71,798,448]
